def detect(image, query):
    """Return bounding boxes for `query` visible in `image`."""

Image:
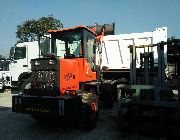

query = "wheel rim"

[24,83,31,89]
[91,102,97,112]
[90,101,97,120]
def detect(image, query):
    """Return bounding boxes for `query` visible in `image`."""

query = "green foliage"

[0,55,5,59]
[16,15,63,42]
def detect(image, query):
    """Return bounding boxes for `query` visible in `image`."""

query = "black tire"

[19,79,26,89]
[102,83,113,108]
[80,93,99,130]
[18,73,32,88]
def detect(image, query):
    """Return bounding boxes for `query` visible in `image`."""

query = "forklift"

[12,24,114,130]
[117,40,180,137]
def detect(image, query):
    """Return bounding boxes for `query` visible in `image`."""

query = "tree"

[16,15,63,42]
[0,55,5,59]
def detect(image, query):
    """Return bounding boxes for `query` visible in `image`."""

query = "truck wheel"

[18,73,32,89]
[102,84,113,108]
[21,78,31,90]
[80,93,99,130]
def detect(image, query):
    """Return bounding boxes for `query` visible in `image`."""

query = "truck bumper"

[12,94,82,119]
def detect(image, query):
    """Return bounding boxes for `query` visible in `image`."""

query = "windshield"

[53,32,82,58]
[14,47,26,60]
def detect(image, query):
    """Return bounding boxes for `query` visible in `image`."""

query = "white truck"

[98,27,167,107]
[0,41,40,90]
[9,41,39,87]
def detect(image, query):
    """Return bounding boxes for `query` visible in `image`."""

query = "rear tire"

[80,93,99,130]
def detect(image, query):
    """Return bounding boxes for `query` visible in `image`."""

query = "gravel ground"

[0,89,160,140]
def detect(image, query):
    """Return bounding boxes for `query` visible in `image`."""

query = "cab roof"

[48,25,96,35]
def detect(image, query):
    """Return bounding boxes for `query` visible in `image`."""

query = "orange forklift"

[12,24,114,129]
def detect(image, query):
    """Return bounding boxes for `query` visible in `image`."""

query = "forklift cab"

[40,26,96,58]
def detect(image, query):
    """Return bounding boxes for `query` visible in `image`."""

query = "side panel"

[75,58,97,82]
[60,59,79,94]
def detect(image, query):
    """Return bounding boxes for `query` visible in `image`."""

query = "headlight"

[35,61,40,66]
[49,60,54,65]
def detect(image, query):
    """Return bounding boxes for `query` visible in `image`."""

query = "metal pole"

[130,45,136,85]
[133,45,136,85]
[38,34,41,58]
[144,53,149,85]
[160,42,165,84]
[157,43,162,84]
[130,45,133,84]
[158,42,165,84]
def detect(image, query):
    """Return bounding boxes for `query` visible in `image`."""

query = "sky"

[0,0,180,57]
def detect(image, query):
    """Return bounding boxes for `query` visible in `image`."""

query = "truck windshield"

[14,47,26,60]
[53,32,82,58]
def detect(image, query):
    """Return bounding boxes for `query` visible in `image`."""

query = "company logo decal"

[64,73,74,81]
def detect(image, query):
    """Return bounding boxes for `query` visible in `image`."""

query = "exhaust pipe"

[88,22,115,36]
[95,23,115,35]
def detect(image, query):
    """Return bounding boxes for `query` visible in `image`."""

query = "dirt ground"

[0,89,162,140]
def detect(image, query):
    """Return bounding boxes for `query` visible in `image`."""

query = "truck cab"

[9,41,39,86]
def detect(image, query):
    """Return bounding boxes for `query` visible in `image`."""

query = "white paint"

[97,27,167,69]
